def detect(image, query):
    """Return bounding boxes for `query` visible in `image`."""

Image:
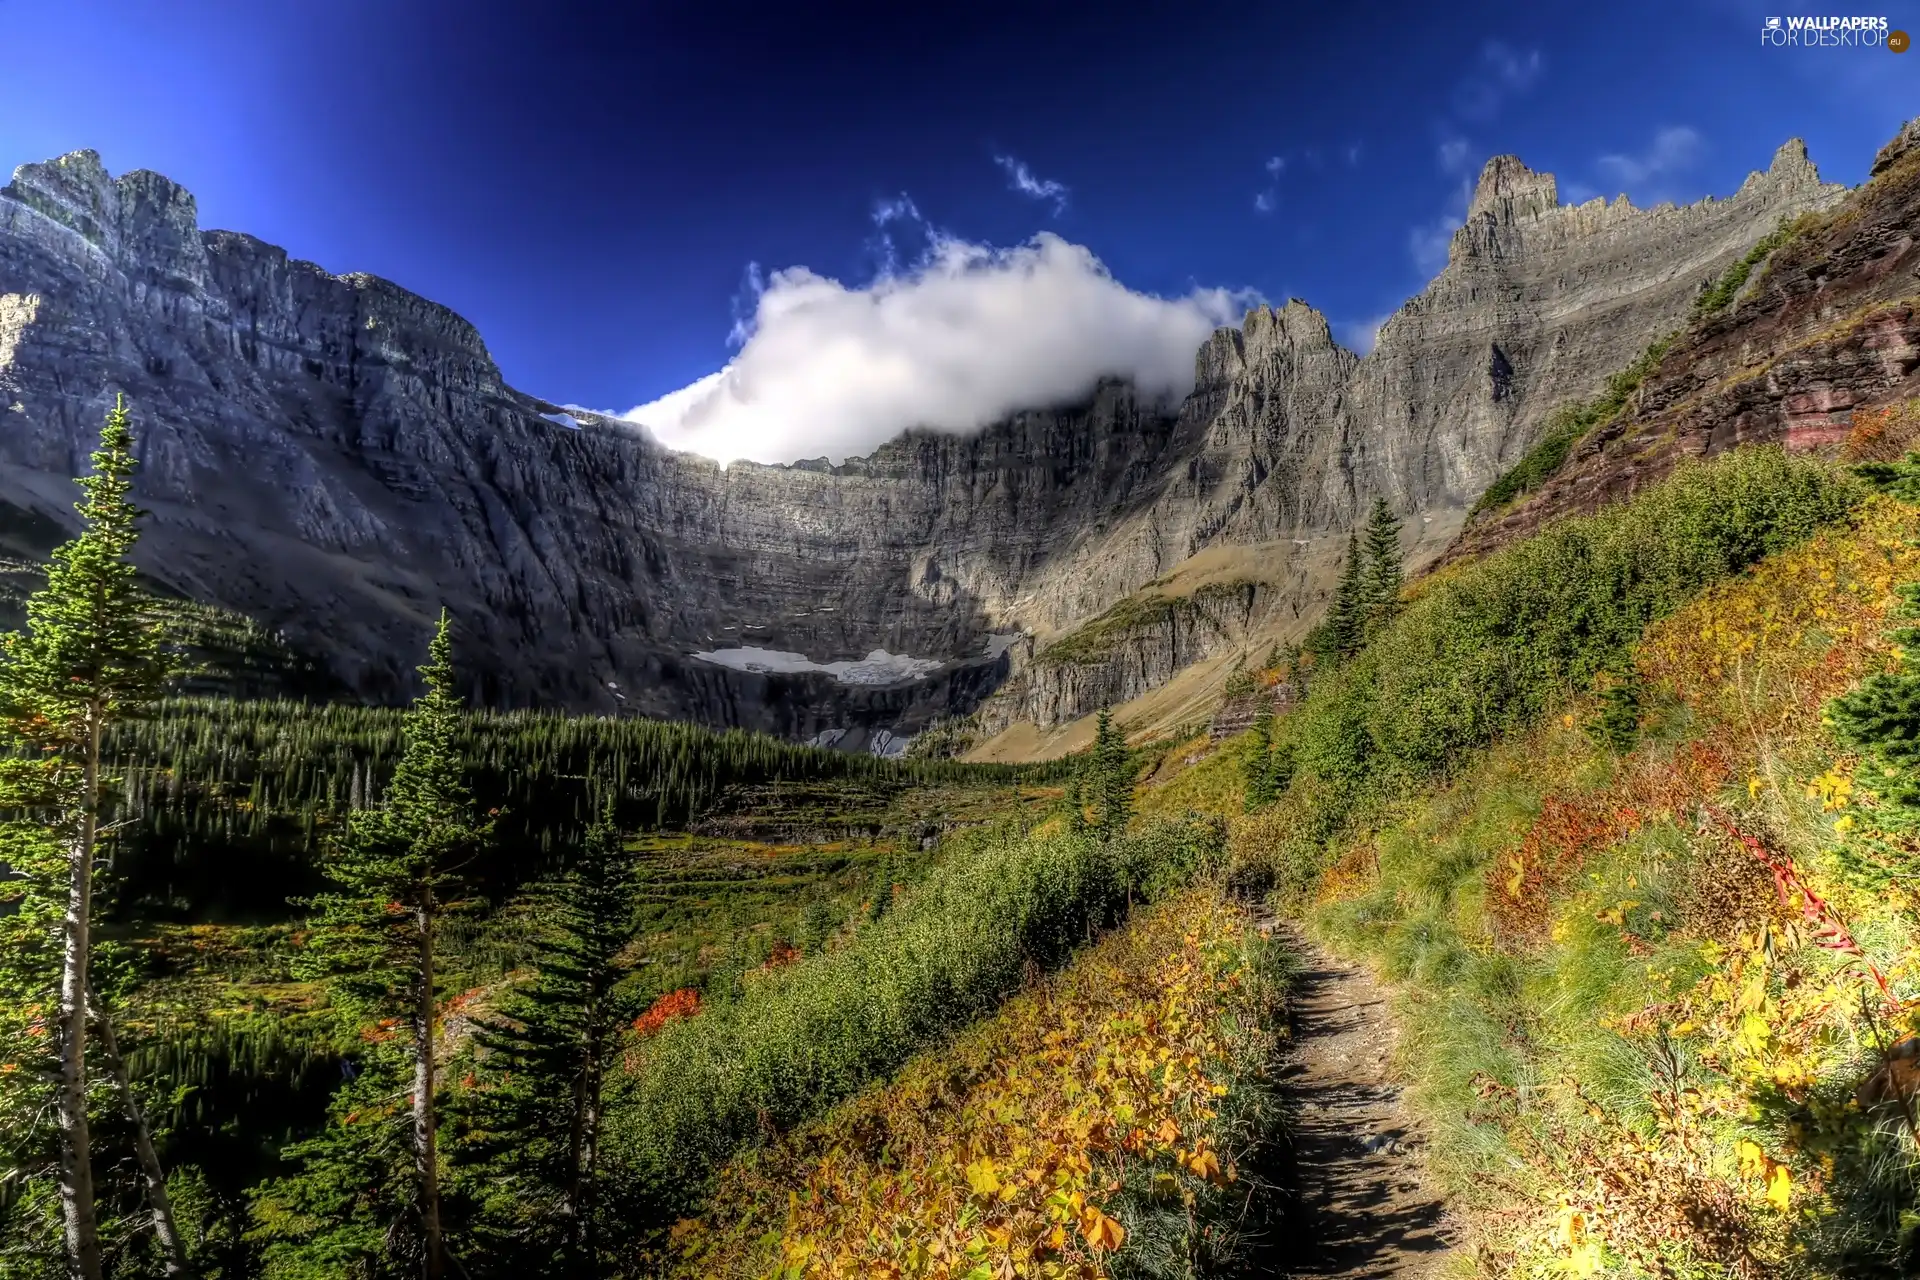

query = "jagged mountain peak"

[1467,154,1560,222]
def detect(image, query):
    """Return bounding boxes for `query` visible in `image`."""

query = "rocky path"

[1269,924,1453,1278]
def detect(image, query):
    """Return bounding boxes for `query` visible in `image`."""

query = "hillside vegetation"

[1194,417,1920,1274]
[667,889,1286,1280]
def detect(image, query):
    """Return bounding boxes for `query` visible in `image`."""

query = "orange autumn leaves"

[633,988,702,1038]
[669,893,1275,1279]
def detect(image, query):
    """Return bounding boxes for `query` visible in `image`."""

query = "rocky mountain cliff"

[1446,119,1920,564]
[0,139,1848,745]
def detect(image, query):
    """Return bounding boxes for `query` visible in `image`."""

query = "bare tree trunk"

[89,985,189,1276]
[569,988,603,1271]
[414,895,443,1280]
[577,1051,601,1273]
[57,710,104,1280]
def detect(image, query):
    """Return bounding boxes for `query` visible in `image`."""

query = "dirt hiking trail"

[1270,923,1455,1278]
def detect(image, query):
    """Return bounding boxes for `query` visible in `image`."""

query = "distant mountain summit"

[0,136,1856,748]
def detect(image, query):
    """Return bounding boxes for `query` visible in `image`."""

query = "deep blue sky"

[1,0,1912,419]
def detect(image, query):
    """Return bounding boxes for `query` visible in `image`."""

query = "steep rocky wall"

[0,138,1849,739]
[1446,124,1920,564]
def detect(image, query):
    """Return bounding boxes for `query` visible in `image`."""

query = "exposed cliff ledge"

[0,139,1849,740]
[977,579,1269,735]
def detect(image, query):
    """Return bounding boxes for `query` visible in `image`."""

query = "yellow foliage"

[670,893,1277,1279]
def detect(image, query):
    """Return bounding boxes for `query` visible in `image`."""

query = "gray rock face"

[967,142,1848,728]
[0,143,1846,737]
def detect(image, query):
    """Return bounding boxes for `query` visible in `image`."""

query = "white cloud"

[626,231,1255,466]
[872,194,921,226]
[1254,190,1276,214]
[1595,126,1704,189]
[993,154,1069,215]
[1265,155,1286,176]
[1407,219,1458,277]
[1437,134,1472,174]
[725,263,766,348]
[1345,144,1363,166]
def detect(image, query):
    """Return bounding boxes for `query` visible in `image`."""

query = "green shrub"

[601,814,1228,1227]
[1287,447,1860,885]
[1037,581,1257,667]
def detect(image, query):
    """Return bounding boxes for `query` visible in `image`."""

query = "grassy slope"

[1306,494,1920,1277]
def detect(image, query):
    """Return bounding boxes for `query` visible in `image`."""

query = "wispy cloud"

[1595,125,1705,193]
[867,194,929,277]
[1345,144,1363,167]
[1337,312,1394,355]
[726,262,767,348]
[872,194,921,226]
[1407,176,1477,277]
[1404,41,1543,275]
[993,153,1069,216]
[1452,41,1543,120]
[1252,154,1288,215]
[1407,219,1457,277]
[626,229,1256,466]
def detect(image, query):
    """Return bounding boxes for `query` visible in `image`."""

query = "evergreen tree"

[1587,675,1642,755]
[1328,532,1367,659]
[1828,581,1920,887]
[456,803,641,1277]
[1243,699,1280,812]
[1090,708,1133,839]
[1064,772,1089,833]
[1358,496,1406,633]
[0,397,172,1280]
[255,612,486,1279]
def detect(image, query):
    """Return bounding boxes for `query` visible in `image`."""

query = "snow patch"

[692,646,945,685]
[540,411,583,430]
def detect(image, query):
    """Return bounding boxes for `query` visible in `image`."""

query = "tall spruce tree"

[455,803,642,1276]
[1090,708,1133,839]
[0,397,171,1280]
[1358,496,1405,634]
[257,612,485,1280]
[1329,532,1367,659]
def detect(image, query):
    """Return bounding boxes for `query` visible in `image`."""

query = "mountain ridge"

[0,137,1849,745]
